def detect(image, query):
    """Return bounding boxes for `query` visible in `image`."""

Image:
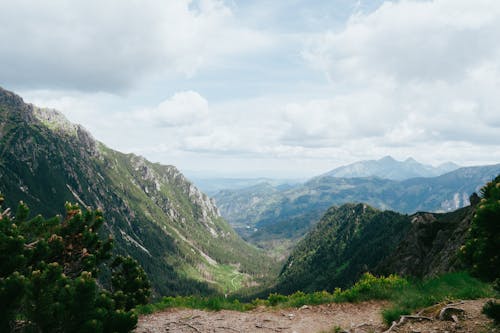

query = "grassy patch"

[381,272,493,324]
[135,295,254,314]
[136,271,494,323]
[209,264,246,293]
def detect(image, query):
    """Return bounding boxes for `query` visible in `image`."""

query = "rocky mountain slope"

[376,204,476,278]
[215,165,500,250]
[0,87,274,296]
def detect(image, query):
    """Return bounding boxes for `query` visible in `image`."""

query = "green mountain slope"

[276,199,482,294]
[275,203,412,294]
[0,87,275,296]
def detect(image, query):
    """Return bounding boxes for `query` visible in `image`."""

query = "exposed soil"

[135,299,498,333]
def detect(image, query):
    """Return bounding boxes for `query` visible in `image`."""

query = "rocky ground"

[135,299,497,333]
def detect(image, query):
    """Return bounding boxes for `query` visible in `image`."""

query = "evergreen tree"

[462,175,500,325]
[462,175,500,281]
[0,194,150,332]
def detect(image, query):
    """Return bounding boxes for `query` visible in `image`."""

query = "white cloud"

[0,0,271,91]
[303,0,500,84]
[130,91,210,127]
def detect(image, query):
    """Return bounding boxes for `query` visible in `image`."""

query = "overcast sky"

[1,0,500,178]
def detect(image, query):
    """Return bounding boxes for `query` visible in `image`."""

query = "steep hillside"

[276,200,482,294]
[321,155,459,180]
[276,203,412,293]
[215,165,500,250]
[0,87,275,296]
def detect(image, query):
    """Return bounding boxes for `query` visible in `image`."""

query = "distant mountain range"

[192,156,458,195]
[0,87,275,296]
[321,156,460,180]
[215,163,500,251]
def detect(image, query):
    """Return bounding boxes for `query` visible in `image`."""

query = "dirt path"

[135,299,497,333]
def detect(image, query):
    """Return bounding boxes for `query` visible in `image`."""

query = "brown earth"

[135,299,498,333]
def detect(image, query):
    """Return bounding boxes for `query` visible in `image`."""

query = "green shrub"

[339,273,408,302]
[267,293,287,306]
[382,307,408,325]
[0,196,151,332]
[483,300,500,325]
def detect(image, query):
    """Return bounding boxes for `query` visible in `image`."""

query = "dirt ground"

[135,299,497,333]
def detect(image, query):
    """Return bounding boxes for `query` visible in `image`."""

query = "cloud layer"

[5,0,500,177]
[0,0,270,91]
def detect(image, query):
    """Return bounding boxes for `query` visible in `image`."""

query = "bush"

[267,293,288,306]
[339,273,408,302]
[0,196,151,332]
[482,300,500,325]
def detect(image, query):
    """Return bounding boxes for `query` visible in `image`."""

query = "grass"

[209,264,246,293]
[135,271,494,325]
[381,272,493,324]
[135,295,254,314]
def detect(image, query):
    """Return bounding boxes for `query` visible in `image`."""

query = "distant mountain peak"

[404,157,418,164]
[381,155,396,162]
[323,156,461,181]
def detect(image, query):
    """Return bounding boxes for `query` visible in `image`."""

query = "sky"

[1,0,500,178]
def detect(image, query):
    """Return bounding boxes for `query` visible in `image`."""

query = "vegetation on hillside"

[0,88,277,296]
[276,203,411,293]
[0,196,151,332]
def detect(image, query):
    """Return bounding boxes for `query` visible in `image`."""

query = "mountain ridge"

[276,200,478,294]
[0,87,275,296]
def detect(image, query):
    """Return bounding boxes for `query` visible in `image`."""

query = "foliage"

[337,273,408,302]
[0,196,150,332]
[461,175,500,282]
[135,295,254,314]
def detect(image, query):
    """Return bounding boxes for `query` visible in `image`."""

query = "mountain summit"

[322,156,460,180]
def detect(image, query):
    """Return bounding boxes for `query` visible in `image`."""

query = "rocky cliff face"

[376,204,476,278]
[0,87,273,296]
